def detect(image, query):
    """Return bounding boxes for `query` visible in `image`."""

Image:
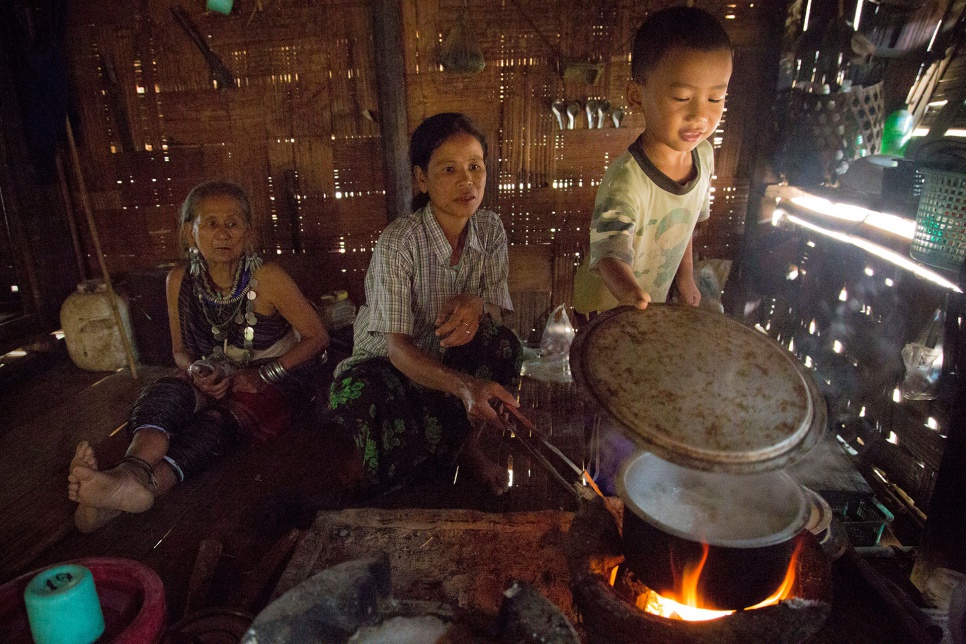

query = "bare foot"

[68,444,155,532]
[68,442,122,533]
[463,442,509,496]
[67,441,96,503]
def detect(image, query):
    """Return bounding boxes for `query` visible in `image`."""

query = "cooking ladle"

[597,100,610,129]
[585,99,598,129]
[566,102,580,130]
[551,99,566,130]
[611,108,624,128]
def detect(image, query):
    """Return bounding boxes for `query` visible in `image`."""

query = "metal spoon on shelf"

[551,99,566,130]
[585,99,598,129]
[566,101,580,130]
[611,108,624,128]
[597,100,610,129]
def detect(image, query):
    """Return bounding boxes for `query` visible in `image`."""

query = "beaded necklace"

[192,254,261,364]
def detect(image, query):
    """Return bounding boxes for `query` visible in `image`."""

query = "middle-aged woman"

[327,112,522,495]
[68,180,328,532]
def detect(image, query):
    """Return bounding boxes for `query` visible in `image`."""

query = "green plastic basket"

[910,169,966,271]
[842,497,894,547]
[831,495,895,547]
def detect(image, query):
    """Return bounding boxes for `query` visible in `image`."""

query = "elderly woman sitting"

[68,180,328,532]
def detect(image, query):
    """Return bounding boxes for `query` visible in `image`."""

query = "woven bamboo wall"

[64,0,778,305]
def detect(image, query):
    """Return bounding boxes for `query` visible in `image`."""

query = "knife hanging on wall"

[99,52,135,152]
[170,5,236,90]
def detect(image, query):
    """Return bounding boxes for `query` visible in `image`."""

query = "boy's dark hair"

[631,6,733,82]
[410,112,488,211]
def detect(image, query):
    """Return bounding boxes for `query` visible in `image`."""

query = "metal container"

[617,452,809,610]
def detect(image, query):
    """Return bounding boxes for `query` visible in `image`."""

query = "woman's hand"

[455,374,518,430]
[189,365,231,400]
[230,367,266,394]
[435,293,485,347]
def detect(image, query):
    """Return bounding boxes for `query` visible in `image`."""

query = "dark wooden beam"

[912,279,966,594]
[0,6,78,340]
[373,0,411,221]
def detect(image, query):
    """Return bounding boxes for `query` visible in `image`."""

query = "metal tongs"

[499,402,611,509]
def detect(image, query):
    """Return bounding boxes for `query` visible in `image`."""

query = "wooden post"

[55,153,87,281]
[65,117,139,380]
[372,0,411,221]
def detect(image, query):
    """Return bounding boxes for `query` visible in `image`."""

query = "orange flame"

[677,542,712,607]
[745,540,801,610]
[616,539,802,622]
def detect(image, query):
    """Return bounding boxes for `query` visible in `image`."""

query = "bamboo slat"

[63,0,775,277]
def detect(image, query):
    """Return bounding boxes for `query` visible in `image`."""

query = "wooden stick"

[229,528,302,612]
[54,152,87,281]
[843,547,944,643]
[65,116,139,380]
[504,401,622,522]
[183,539,223,619]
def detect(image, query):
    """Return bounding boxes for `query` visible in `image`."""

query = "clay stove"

[566,498,832,643]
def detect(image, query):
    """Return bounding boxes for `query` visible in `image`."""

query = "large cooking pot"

[617,452,809,610]
[572,305,824,609]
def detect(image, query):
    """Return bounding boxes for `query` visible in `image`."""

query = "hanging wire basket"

[910,169,966,271]
[777,82,885,185]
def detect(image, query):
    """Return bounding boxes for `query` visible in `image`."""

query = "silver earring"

[188,247,204,277]
[244,251,262,275]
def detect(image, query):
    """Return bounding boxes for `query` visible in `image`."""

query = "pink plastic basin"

[0,557,166,643]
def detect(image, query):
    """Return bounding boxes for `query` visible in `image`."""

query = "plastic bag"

[520,304,576,383]
[694,259,732,313]
[901,308,944,401]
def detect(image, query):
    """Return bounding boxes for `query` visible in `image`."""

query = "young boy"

[573,6,733,314]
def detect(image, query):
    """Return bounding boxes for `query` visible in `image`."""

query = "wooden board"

[273,508,577,622]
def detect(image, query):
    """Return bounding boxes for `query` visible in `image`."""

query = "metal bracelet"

[258,360,288,384]
[121,455,158,490]
[272,360,288,381]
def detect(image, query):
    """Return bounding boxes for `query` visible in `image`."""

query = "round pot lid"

[570,305,825,473]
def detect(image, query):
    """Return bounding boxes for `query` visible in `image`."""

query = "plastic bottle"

[320,290,356,332]
[880,108,914,157]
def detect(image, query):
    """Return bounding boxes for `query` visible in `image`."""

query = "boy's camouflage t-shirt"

[573,138,713,314]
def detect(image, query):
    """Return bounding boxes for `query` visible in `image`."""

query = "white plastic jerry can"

[60,279,138,371]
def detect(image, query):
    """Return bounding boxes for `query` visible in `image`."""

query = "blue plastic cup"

[23,564,105,644]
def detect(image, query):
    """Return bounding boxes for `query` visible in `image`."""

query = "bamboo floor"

[0,356,940,643]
